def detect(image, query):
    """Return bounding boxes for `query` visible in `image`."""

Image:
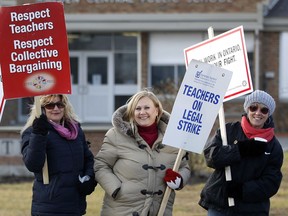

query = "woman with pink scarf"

[199,90,284,216]
[21,94,96,216]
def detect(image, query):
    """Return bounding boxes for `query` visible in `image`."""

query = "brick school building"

[0,0,287,176]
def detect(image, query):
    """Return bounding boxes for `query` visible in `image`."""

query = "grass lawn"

[0,152,287,215]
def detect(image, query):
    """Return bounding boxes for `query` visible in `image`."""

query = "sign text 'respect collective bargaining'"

[0,2,71,99]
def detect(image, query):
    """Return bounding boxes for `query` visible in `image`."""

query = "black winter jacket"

[199,121,283,216]
[21,123,95,216]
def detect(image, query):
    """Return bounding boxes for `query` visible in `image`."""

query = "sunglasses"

[248,105,269,115]
[43,102,65,110]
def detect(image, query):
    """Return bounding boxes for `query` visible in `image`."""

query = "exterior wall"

[141,32,149,87]
[17,0,263,13]
[0,129,106,177]
[261,32,288,133]
[0,100,19,126]
[73,0,262,13]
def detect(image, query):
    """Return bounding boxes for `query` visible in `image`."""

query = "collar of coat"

[112,104,170,137]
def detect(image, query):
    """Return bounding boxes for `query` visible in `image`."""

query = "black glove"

[226,181,243,199]
[236,138,267,157]
[78,176,97,196]
[32,114,49,135]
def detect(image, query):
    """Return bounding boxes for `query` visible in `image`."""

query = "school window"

[18,32,138,123]
[151,65,186,93]
[248,52,254,85]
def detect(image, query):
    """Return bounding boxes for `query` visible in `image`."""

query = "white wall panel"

[279,32,288,101]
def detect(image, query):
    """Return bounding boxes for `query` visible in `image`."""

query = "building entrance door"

[69,51,114,123]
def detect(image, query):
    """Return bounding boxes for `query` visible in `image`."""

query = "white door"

[69,51,113,123]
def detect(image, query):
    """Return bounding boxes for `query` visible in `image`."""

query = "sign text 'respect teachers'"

[0,2,71,99]
[9,8,61,74]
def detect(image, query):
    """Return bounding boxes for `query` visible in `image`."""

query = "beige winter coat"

[94,105,191,216]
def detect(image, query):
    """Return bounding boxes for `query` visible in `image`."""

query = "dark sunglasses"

[43,102,65,110]
[248,105,269,115]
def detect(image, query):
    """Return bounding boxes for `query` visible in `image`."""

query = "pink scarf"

[50,120,79,140]
[241,116,274,142]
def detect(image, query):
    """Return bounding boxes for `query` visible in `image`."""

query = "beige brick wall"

[261,32,288,133]
[0,130,106,166]
[18,0,264,13]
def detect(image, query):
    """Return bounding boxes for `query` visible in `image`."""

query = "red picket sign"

[0,2,71,99]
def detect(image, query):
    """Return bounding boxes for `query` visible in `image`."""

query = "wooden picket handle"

[34,96,49,184]
[157,148,186,216]
[208,27,234,206]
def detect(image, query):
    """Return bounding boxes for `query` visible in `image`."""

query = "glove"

[236,138,267,157]
[32,114,49,135]
[78,175,97,195]
[226,181,243,199]
[164,168,183,190]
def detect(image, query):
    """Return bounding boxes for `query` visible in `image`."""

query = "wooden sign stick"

[208,27,234,207]
[34,96,49,184]
[157,148,186,216]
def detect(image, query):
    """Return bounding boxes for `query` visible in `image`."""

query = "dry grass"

[0,152,286,216]
[0,182,32,216]
[173,184,206,216]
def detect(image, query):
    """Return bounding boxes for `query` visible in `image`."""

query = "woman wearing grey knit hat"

[199,90,283,216]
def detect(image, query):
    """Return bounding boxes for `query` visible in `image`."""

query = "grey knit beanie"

[244,90,275,116]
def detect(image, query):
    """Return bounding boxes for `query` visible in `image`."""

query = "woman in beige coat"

[94,89,191,216]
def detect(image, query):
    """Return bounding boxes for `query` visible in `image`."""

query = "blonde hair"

[20,94,79,134]
[125,89,163,125]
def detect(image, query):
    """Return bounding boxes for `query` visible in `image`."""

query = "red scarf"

[241,116,274,142]
[138,122,158,148]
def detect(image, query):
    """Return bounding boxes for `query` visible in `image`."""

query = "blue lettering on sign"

[182,109,203,123]
[177,120,202,135]
[182,84,220,104]
[177,83,222,135]
[192,100,202,111]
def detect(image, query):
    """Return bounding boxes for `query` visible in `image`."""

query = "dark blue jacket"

[199,121,283,216]
[21,124,95,216]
